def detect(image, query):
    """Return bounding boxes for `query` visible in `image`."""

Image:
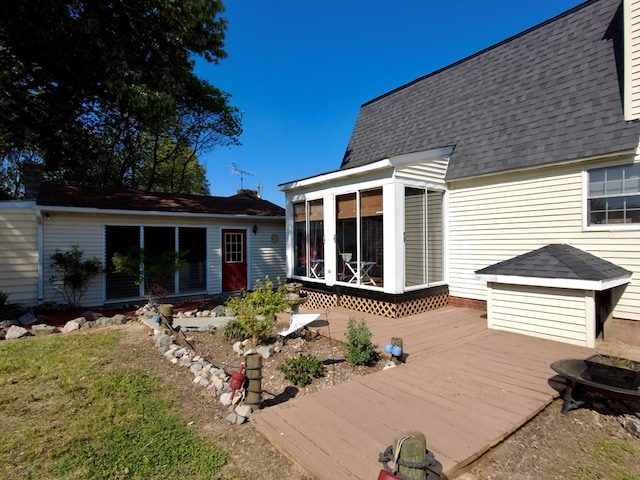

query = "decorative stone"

[232,341,243,355]
[6,325,31,340]
[256,345,274,359]
[61,320,81,333]
[220,392,233,406]
[18,311,39,326]
[32,324,58,336]
[235,405,252,418]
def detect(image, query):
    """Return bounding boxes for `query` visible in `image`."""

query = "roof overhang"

[35,205,284,221]
[475,273,632,291]
[279,146,454,192]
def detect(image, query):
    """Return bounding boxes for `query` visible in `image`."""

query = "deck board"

[261,306,595,478]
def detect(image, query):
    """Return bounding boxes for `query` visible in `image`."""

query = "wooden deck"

[255,306,595,479]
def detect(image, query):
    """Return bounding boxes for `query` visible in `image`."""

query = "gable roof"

[340,0,640,181]
[475,244,631,290]
[36,183,285,217]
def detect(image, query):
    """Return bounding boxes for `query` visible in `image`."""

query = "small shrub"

[345,317,374,366]
[224,276,288,344]
[277,354,325,387]
[0,290,22,319]
[221,318,248,341]
[48,245,102,307]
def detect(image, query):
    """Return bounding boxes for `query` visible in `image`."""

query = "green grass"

[575,438,638,480]
[0,332,227,479]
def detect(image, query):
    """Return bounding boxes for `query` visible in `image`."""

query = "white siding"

[489,283,591,347]
[248,221,287,288]
[448,159,640,321]
[40,211,285,306]
[395,158,449,185]
[0,203,39,305]
[624,0,640,120]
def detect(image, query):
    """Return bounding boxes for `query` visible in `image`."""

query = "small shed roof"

[475,244,631,291]
[36,183,285,217]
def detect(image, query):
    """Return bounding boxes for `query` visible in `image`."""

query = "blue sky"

[196,0,585,205]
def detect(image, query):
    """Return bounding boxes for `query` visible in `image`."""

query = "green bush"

[220,318,248,341]
[48,245,102,307]
[224,276,288,344]
[0,290,22,319]
[277,354,325,387]
[345,317,374,365]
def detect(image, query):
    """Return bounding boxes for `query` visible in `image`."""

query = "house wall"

[0,202,39,305]
[448,156,640,322]
[624,0,640,120]
[487,283,595,347]
[39,210,285,306]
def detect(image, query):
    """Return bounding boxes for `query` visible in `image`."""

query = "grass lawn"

[0,330,227,480]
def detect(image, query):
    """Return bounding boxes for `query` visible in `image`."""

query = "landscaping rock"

[6,325,31,339]
[18,310,39,326]
[32,324,58,336]
[61,320,81,333]
[256,345,274,359]
[235,404,252,418]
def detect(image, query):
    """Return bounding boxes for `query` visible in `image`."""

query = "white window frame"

[583,160,640,231]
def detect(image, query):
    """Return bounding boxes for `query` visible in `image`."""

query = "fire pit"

[550,356,640,414]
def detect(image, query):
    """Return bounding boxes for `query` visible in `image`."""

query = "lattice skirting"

[301,289,449,318]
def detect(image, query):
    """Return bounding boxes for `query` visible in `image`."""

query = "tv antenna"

[254,182,267,198]
[229,162,254,189]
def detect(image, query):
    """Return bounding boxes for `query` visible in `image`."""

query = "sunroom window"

[588,163,640,225]
[404,187,444,287]
[293,200,324,278]
[336,189,383,287]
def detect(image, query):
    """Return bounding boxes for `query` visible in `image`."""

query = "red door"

[222,229,247,292]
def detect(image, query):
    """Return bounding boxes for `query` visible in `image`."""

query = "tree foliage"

[0,0,241,197]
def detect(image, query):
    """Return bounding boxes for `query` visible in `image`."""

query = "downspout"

[35,208,44,302]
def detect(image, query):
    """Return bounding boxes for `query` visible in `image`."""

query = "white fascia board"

[279,146,454,192]
[475,273,632,291]
[37,205,284,221]
[279,159,393,192]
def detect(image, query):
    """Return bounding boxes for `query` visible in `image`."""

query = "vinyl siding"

[448,159,640,321]
[0,203,39,305]
[489,283,591,346]
[624,0,640,120]
[41,212,285,306]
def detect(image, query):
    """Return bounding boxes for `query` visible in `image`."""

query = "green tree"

[0,0,241,197]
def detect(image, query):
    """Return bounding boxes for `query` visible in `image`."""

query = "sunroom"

[279,147,452,317]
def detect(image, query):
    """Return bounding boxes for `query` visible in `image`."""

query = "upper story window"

[588,163,640,225]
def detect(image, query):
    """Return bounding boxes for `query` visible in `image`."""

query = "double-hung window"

[587,163,640,225]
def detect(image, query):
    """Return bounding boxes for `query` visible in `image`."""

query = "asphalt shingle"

[475,244,631,281]
[340,0,640,181]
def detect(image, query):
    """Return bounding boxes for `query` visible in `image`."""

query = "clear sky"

[196,0,586,205]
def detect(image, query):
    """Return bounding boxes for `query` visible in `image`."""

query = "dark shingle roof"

[340,0,640,181]
[475,244,631,281]
[36,184,285,217]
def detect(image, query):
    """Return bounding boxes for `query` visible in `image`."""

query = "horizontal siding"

[42,214,105,307]
[0,206,39,305]
[625,0,640,119]
[395,158,449,185]
[41,212,285,306]
[249,222,287,287]
[448,160,640,321]
[490,284,588,346]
